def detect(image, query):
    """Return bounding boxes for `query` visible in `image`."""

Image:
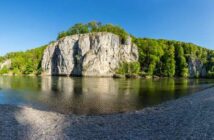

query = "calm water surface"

[0,76,213,115]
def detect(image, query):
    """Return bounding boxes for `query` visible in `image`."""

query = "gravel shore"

[1,87,214,140]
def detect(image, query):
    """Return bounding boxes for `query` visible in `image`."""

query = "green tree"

[57,22,129,44]
[161,45,175,77]
[133,38,164,75]
[0,45,47,75]
[175,44,189,77]
[0,66,9,74]
[67,23,89,35]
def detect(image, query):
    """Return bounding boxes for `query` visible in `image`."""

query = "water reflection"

[0,76,213,115]
[40,77,142,114]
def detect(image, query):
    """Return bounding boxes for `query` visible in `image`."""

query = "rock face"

[188,58,207,78]
[0,60,11,70]
[42,32,139,76]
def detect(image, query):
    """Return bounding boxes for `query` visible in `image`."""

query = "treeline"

[0,46,46,75]
[57,21,129,43]
[0,22,214,78]
[133,38,214,78]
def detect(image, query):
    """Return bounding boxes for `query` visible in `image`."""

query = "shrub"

[207,71,214,78]
[0,67,9,75]
[116,62,140,75]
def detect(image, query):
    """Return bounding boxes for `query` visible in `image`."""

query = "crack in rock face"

[41,32,139,77]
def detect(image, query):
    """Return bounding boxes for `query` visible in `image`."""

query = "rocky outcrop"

[188,57,207,78]
[42,32,139,76]
[0,59,11,70]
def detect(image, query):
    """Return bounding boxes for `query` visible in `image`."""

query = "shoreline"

[1,87,214,139]
[1,74,214,80]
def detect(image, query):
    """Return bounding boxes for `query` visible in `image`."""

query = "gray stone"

[41,32,139,77]
[0,60,11,70]
[188,57,207,78]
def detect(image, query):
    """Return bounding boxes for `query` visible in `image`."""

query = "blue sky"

[0,0,213,56]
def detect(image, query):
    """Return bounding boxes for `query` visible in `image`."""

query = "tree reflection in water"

[0,76,213,115]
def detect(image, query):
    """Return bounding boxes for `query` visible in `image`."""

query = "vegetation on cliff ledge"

[0,21,214,78]
[57,22,129,43]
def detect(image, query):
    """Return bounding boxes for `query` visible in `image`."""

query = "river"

[0,76,213,115]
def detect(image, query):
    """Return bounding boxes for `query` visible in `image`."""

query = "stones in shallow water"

[113,74,140,79]
[113,74,126,78]
[125,74,140,79]
[153,75,160,80]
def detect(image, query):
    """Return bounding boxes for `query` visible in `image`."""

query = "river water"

[0,76,213,115]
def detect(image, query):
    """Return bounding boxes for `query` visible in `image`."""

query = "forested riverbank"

[0,22,214,78]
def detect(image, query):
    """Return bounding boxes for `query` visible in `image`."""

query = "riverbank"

[1,87,214,139]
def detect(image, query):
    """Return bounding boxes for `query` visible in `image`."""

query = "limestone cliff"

[188,58,207,78]
[0,60,11,70]
[41,32,139,76]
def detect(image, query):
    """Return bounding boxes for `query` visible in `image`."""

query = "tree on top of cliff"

[57,22,129,44]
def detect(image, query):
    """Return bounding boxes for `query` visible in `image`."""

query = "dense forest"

[0,46,46,75]
[133,38,214,78]
[0,22,214,78]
